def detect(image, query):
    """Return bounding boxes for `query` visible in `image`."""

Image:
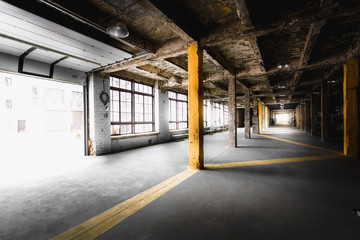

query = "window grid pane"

[111,77,154,135]
[168,91,188,130]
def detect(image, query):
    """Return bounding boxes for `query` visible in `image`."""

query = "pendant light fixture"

[107,18,129,38]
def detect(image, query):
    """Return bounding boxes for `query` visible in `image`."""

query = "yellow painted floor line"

[205,154,344,170]
[254,133,343,154]
[51,169,198,240]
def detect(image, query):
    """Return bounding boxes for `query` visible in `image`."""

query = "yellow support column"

[343,58,359,157]
[188,42,204,170]
[258,101,263,133]
[265,106,268,129]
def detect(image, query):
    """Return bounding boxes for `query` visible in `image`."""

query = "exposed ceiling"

[2,0,360,107]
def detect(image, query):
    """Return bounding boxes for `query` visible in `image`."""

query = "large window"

[224,105,229,126]
[214,102,222,126]
[169,91,188,130]
[110,77,154,135]
[204,100,207,127]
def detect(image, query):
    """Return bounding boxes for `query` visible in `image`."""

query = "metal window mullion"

[116,90,121,135]
[152,89,155,132]
[131,81,135,134]
[176,99,179,130]
[142,94,145,130]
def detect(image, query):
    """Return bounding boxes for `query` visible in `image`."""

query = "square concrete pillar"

[252,97,259,134]
[244,89,251,138]
[228,77,237,147]
[310,94,317,136]
[321,79,330,142]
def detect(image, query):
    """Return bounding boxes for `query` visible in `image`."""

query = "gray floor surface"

[1,127,360,240]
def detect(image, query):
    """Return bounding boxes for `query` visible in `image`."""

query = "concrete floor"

[1,127,360,239]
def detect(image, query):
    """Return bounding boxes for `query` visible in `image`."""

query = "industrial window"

[5,99,12,109]
[214,102,222,126]
[203,101,207,127]
[110,76,154,135]
[169,91,188,130]
[5,77,12,87]
[224,105,229,126]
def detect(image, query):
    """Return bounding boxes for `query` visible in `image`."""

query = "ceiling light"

[107,18,129,38]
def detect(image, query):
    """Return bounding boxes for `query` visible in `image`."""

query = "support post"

[296,106,300,128]
[245,89,251,138]
[258,101,263,133]
[310,94,317,136]
[252,98,259,134]
[321,79,330,142]
[229,76,237,147]
[305,100,310,132]
[300,103,304,131]
[265,106,268,129]
[343,58,359,157]
[188,42,204,170]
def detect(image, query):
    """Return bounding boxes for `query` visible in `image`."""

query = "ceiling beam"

[232,1,271,98]
[290,21,325,95]
[139,0,195,43]
[137,64,184,82]
[236,51,353,79]
[201,3,360,47]
[232,0,253,30]
[129,67,169,81]
[98,38,188,73]
[145,0,251,93]
[252,91,309,98]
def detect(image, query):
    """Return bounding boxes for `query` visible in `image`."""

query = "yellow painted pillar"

[343,58,359,157]
[265,106,268,129]
[258,101,263,133]
[188,42,204,169]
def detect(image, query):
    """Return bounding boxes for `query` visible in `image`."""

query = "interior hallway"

[1,127,360,239]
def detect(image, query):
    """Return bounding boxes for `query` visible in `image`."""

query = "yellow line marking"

[51,133,345,239]
[205,154,344,169]
[254,133,343,154]
[51,169,198,240]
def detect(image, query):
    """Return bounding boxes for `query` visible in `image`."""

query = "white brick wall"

[88,74,111,155]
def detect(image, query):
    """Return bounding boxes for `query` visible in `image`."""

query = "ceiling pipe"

[37,0,147,53]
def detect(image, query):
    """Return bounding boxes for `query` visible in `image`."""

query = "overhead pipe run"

[37,0,147,53]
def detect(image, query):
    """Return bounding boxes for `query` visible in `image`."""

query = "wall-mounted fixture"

[107,18,129,38]
[100,78,110,118]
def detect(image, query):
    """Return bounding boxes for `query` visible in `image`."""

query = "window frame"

[224,104,229,126]
[203,100,207,127]
[169,91,188,130]
[214,102,221,126]
[110,77,155,136]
